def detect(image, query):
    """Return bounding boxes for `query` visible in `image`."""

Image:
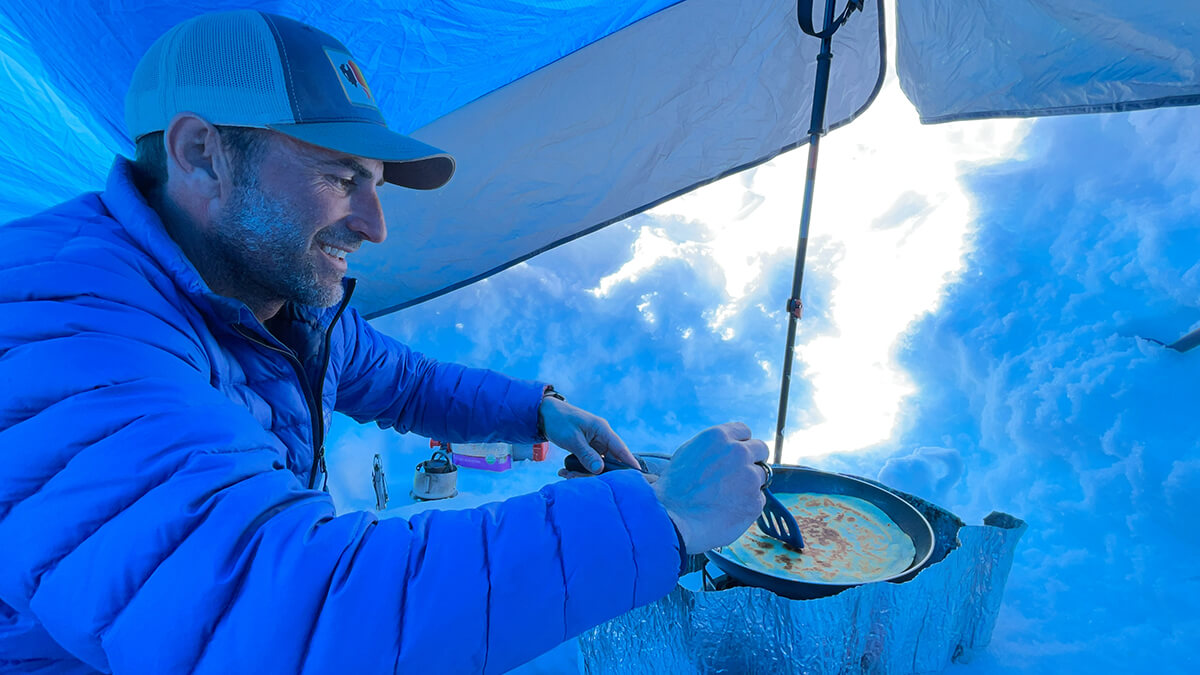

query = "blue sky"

[327,100,1200,671]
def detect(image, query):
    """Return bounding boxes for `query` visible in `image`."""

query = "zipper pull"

[319,449,329,492]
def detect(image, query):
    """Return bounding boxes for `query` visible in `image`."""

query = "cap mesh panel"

[173,14,278,94]
[126,11,294,139]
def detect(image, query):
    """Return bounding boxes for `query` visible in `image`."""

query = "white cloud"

[636,293,657,324]
[591,227,689,297]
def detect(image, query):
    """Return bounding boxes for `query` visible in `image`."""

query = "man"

[0,10,769,674]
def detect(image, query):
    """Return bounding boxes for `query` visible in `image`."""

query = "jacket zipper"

[308,287,355,489]
[234,282,355,491]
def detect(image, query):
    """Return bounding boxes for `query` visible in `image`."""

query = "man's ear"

[163,113,237,225]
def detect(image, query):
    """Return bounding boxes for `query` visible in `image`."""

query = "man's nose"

[348,186,387,244]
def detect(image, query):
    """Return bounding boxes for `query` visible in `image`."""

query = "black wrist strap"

[536,386,565,440]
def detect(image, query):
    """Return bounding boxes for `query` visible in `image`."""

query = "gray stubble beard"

[211,177,345,310]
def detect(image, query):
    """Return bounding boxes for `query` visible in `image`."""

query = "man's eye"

[330,176,356,191]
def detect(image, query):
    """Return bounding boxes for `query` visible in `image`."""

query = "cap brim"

[267,121,455,190]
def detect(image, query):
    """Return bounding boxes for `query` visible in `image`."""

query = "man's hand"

[651,422,769,555]
[539,395,638,474]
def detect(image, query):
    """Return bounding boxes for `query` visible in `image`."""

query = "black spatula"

[755,463,805,550]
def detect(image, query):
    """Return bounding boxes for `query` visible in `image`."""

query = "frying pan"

[704,466,935,600]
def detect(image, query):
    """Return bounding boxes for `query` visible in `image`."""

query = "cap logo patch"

[325,47,377,109]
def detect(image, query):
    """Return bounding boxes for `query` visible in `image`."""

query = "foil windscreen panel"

[578,489,1024,674]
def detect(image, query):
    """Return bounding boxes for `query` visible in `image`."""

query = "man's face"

[211,133,386,309]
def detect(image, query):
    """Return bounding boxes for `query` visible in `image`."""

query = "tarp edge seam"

[919,93,1200,125]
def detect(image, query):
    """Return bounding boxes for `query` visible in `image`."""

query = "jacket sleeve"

[0,249,681,674]
[332,307,546,443]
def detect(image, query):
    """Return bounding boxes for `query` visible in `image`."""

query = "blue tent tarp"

[1,1,1196,318]
[0,0,887,316]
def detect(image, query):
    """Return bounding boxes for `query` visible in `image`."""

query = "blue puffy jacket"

[0,159,681,674]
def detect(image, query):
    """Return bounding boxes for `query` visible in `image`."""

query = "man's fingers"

[564,432,605,473]
[743,438,769,463]
[591,424,638,468]
[720,421,753,442]
[547,403,639,473]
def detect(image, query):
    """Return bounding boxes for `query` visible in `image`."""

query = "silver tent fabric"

[354,0,885,316]
[577,494,1026,674]
[896,0,1200,123]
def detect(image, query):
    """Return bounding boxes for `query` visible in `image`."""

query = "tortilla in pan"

[727,492,917,584]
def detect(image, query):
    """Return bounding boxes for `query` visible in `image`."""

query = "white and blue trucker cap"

[125,10,455,190]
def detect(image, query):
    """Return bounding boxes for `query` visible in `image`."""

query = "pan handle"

[563,453,649,475]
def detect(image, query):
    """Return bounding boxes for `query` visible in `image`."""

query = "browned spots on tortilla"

[734,492,915,584]
[795,514,842,549]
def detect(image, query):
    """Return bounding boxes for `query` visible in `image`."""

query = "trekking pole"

[774,0,862,464]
